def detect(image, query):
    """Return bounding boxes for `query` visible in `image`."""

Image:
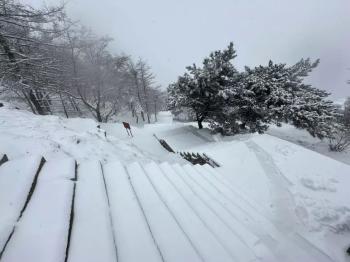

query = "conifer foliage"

[168,43,238,129]
[168,43,339,139]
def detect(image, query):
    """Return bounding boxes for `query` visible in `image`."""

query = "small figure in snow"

[123,122,133,137]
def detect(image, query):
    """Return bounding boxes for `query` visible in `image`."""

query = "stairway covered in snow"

[0,155,334,262]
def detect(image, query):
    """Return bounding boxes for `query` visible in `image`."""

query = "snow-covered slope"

[267,124,350,165]
[0,104,349,261]
[0,106,177,164]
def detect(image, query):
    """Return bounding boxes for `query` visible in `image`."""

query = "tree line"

[168,43,350,151]
[0,0,165,123]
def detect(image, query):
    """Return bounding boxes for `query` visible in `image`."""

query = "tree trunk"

[0,33,16,62]
[154,102,157,122]
[69,97,81,115]
[0,32,40,115]
[196,113,204,129]
[146,113,151,124]
[143,95,150,123]
[36,91,51,114]
[20,90,37,114]
[130,102,135,117]
[29,90,45,115]
[133,71,143,118]
[59,92,69,118]
[96,109,103,122]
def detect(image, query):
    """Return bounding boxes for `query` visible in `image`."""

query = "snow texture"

[1,105,350,262]
[1,159,75,262]
[68,161,117,262]
[0,156,42,251]
[103,162,163,262]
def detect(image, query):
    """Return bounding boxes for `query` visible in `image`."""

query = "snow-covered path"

[245,140,297,233]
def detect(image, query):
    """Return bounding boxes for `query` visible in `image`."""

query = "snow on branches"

[0,0,165,122]
[168,43,339,139]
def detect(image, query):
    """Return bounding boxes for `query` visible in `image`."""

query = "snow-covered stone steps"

[0,158,75,262]
[0,156,334,262]
[0,156,45,259]
[103,162,162,262]
[173,163,274,260]
[156,162,265,261]
[68,161,117,262]
[159,162,258,261]
[197,164,335,262]
[127,162,204,262]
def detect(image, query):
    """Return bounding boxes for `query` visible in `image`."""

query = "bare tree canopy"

[0,0,165,122]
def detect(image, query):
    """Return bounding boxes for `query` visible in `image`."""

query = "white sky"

[28,0,350,98]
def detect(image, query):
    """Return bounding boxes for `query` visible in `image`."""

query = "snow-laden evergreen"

[168,44,340,139]
[168,43,238,129]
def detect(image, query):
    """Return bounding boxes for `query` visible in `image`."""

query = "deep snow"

[0,103,350,261]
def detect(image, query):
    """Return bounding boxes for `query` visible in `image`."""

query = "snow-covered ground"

[0,103,350,261]
[267,124,350,165]
[0,104,178,164]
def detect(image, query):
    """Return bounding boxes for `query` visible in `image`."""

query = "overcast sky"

[29,0,350,99]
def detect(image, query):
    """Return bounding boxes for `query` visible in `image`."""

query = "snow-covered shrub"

[329,127,350,152]
[329,98,350,152]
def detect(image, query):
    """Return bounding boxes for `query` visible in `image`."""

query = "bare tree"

[126,58,165,123]
[127,60,145,122]
[0,0,165,122]
[0,0,66,114]
[76,34,130,122]
[138,58,154,123]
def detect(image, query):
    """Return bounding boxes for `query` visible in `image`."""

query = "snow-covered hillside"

[0,104,350,262]
[267,124,350,165]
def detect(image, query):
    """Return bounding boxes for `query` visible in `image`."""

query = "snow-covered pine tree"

[284,59,339,139]
[210,61,295,134]
[167,43,238,129]
[211,58,339,138]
